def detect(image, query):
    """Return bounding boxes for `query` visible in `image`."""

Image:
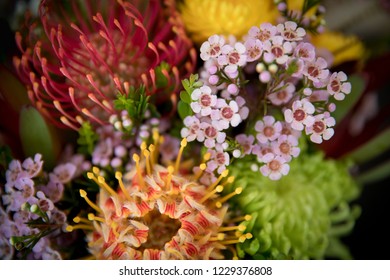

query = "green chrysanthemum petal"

[227,152,361,259]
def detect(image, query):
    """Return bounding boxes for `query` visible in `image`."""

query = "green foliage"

[19,106,60,170]
[301,0,322,15]
[178,74,203,120]
[114,85,153,125]
[77,121,98,155]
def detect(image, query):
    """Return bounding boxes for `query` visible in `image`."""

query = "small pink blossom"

[255,115,282,143]
[211,100,241,130]
[181,116,205,142]
[235,134,255,155]
[272,135,300,162]
[263,36,293,64]
[248,23,277,42]
[284,99,315,131]
[217,42,247,73]
[190,85,217,116]
[200,122,226,148]
[303,57,329,85]
[305,113,335,144]
[294,42,316,61]
[327,71,351,101]
[260,154,290,180]
[206,150,230,174]
[53,163,76,184]
[268,82,295,105]
[244,38,263,62]
[277,21,306,41]
[200,35,225,61]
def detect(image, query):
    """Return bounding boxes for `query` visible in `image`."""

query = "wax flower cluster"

[180,21,351,180]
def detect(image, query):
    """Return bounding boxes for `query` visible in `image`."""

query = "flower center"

[200,94,212,107]
[140,209,181,250]
[216,152,226,165]
[330,80,340,93]
[228,52,240,64]
[205,126,218,138]
[312,121,325,134]
[210,45,221,56]
[293,109,306,121]
[263,126,274,137]
[269,160,281,171]
[221,107,234,119]
[283,30,296,40]
[279,142,290,154]
[271,46,284,58]
[257,30,271,42]
[307,66,319,77]
[276,90,287,100]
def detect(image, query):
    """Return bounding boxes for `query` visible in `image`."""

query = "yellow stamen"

[79,189,103,214]
[97,176,117,197]
[200,185,224,203]
[221,233,252,245]
[194,163,207,181]
[92,166,100,175]
[215,187,243,208]
[203,152,211,161]
[219,224,246,232]
[228,215,252,223]
[132,153,145,188]
[208,233,225,242]
[73,216,91,225]
[148,144,156,167]
[66,224,94,232]
[88,213,105,223]
[115,171,131,201]
[222,176,235,186]
[143,149,152,175]
[175,138,187,173]
[140,141,147,161]
[207,169,229,192]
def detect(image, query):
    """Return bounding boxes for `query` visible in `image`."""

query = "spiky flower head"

[225,150,361,259]
[68,136,249,259]
[14,0,196,129]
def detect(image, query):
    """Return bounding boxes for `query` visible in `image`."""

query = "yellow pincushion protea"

[178,0,278,44]
[66,134,250,260]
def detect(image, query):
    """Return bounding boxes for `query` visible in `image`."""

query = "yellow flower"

[179,0,278,44]
[310,31,365,66]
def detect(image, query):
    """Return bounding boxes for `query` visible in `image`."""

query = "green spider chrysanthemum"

[226,151,361,260]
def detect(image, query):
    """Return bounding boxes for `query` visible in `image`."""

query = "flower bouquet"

[0,0,389,260]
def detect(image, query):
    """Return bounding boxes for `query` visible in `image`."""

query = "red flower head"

[14,0,196,129]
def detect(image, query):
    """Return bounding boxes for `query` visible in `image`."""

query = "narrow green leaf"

[345,128,390,164]
[332,74,366,122]
[243,237,260,255]
[19,106,59,169]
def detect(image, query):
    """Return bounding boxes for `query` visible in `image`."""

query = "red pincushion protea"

[14,0,196,129]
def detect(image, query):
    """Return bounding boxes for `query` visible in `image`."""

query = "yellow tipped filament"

[88,213,105,223]
[228,215,252,224]
[221,233,253,245]
[200,185,224,203]
[79,189,103,214]
[203,152,211,161]
[215,187,243,208]
[140,141,147,161]
[73,216,91,225]
[207,169,229,192]
[175,138,187,173]
[148,144,156,166]
[222,176,235,186]
[92,166,100,175]
[143,149,152,175]
[209,233,225,242]
[194,163,207,181]
[96,176,117,197]
[132,153,145,188]
[66,224,94,232]
[115,171,131,201]
[219,224,246,232]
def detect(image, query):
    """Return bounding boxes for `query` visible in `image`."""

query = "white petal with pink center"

[255,115,282,143]
[305,113,336,144]
[284,99,315,131]
[260,153,290,180]
[327,71,351,101]
[200,35,225,61]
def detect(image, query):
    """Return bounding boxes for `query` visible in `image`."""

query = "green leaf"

[19,106,59,169]
[243,237,260,255]
[180,90,192,104]
[332,74,366,123]
[155,62,170,88]
[178,101,193,120]
[77,121,99,155]
[345,128,390,164]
